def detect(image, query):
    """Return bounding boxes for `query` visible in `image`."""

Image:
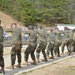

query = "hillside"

[0,11,24,29]
[0,0,72,26]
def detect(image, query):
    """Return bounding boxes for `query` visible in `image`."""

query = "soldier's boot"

[0,69,2,73]
[54,51,57,56]
[47,56,50,59]
[0,67,5,74]
[57,55,60,57]
[6,65,14,69]
[68,52,71,55]
[15,63,21,68]
[61,52,64,55]
[22,61,28,66]
[49,56,54,59]
[42,58,48,62]
[31,60,37,65]
[37,59,40,63]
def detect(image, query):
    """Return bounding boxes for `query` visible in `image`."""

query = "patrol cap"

[64,27,69,30]
[64,27,67,29]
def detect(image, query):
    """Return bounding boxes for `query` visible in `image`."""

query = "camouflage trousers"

[36,42,47,60]
[71,40,75,52]
[68,39,73,53]
[46,43,55,57]
[11,46,21,65]
[24,44,37,62]
[0,43,4,68]
[54,42,61,56]
[0,51,4,68]
[61,39,73,54]
[74,42,75,52]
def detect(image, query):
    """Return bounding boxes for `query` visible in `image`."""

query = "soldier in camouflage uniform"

[46,29,55,59]
[36,26,47,62]
[53,28,61,57]
[72,29,75,52]
[61,27,73,55]
[7,23,22,69]
[23,26,37,66]
[67,28,73,54]
[0,20,5,73]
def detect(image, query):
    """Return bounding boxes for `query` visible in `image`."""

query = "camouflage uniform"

[61,28,73,55]
[36,27,47,62]
[0,20,5,73]
[72,29,75,52]
[8,24,22,69]
[46,29,55,59]
[24,28,37,65]
[67,29,73,54]
[54,29,61,57]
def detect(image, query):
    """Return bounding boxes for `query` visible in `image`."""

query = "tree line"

[0,0,75,26]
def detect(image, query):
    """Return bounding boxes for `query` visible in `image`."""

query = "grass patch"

[52,62,57,64]
[18,70,33,75]
[63,69,75,75]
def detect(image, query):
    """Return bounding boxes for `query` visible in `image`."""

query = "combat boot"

[61,52,64,55]
[1,68,5,74]
[42,58,48,62]
[57,55,60,57]
[15,63,21,68]
[31,60,37,65]
[47,57,50,59]
[22,62,28,66]
[6,65,14,69]
[37,59,40,63]
[68,52,71,55]
[49,56,54,59]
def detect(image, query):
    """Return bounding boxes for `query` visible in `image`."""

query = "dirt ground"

[0,11,24,29]
[19,55,75,75]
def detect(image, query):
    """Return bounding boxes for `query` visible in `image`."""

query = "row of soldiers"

[0,20,75,74]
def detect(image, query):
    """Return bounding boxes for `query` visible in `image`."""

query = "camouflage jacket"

[47,32,55,44]
[63,30,72,41]
[53,29,62,43]
[12,27,22,44]
[28,30,37,46]
[38,29,47,43]
[0,26,3,44]
[72,31,75,41]
[55,31,61,43]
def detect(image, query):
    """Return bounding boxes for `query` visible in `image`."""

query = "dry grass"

[0,11,24,29]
